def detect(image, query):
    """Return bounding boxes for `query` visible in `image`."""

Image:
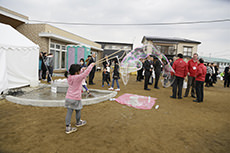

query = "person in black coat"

[214,64,218,83]
[144,55,153,90]
[136,58,144,82]
[102,55,111,82]
[109,59,120,91]
[154,56,162,89]
[224,65,230,87]
[88,54,96,85]
[41,52,47,80]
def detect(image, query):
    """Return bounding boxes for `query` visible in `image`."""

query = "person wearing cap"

[184,53,198,98]
[143,55,153,90]
[193,58,207,103]
[170,53,188,99]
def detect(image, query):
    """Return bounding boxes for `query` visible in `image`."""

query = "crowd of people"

[136,53,229,103]
[40,52,229,134]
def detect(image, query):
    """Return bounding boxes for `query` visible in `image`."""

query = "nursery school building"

[142,36,201,60]
[0,6,103,72]
[95,41,133,58]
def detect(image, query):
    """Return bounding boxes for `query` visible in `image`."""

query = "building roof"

[0,6,28,28]
[200,56,230,63]
[95,41,133,46]
[142,36,201,44]
[0,23,38,48]
[39,32,103,51]
[0,6,102,51]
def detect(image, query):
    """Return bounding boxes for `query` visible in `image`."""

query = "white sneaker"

[115,88,120,91]
[65,124,77,134]
[108,87,114,91]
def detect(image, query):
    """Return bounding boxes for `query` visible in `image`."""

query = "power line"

[30,18,230,26]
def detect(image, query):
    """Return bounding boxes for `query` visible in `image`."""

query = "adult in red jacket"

[184,53,198,98]
[193,58,207,103]
[171,53,188,99]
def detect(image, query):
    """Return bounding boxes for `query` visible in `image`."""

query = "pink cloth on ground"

[115,94,157,109]
[66,64,94,100]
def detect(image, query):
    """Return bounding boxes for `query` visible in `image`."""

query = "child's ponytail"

[64,71,69,78]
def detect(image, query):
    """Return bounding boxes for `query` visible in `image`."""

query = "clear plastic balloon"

[119,44,175,86]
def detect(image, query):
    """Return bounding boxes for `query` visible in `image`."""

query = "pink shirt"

[66,64,94,100]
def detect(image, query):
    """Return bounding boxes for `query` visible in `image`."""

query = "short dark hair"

[199,58,204,63]
[64,64,81,78]
[177,53,183,58]
[193,53,198,56]
[80,58,84,62]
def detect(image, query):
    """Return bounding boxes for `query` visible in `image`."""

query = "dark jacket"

[214,66,218,75]
[113,64,120,79]
[41,56,47,70]
[144,60,152,75]
[154,59,162,74]
[103,60,111,68]
[88,57,96,70]
[224,67,230,76]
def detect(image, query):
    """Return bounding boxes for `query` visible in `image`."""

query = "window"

[168,46,175,55]
[50,43,55,48]
[56,44,60,49]
[50,43,66,69]
[161,46,169,55]
[156,45,175,55]
[183,47,193,56]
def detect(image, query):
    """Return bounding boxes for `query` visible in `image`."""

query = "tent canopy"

[0,23,37,48]
[0,23,40,93]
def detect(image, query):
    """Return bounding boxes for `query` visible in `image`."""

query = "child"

[80,58,90,95]
[163,62,171,88]
[109,59,120,91]
[64,63,95,134]
[102,65,110,87]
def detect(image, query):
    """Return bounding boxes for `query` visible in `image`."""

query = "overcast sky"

[1,0,230,59]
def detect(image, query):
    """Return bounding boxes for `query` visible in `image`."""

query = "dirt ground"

[0,72,230,153]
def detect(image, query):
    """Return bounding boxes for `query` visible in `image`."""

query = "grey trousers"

[184,76,196,97]
[65,108,81,126]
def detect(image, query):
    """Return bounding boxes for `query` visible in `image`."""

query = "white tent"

[0,23,40,93]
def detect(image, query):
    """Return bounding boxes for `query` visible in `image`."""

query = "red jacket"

[172,58,188,78]
[195,63,207,82]
[187,59,198,77]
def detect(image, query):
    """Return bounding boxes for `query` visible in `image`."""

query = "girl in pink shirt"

[64,63,95,134]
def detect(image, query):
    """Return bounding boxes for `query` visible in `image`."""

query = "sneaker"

[115,88,120,91]
[76,120,87,127]
[65,125,77,134]
[108,87,114,91]
[87,91,91,95]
